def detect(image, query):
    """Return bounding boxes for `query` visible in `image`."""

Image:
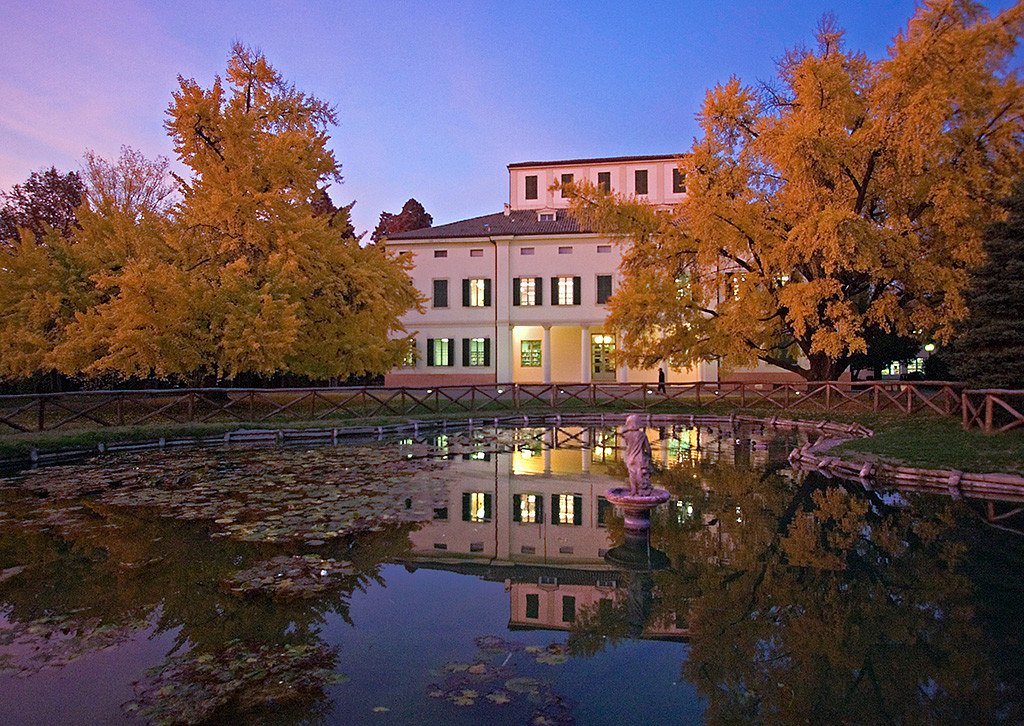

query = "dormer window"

[538,212,556,222]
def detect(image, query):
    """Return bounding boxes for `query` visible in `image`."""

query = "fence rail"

[962,389,1024,434]
[0,380,975,434]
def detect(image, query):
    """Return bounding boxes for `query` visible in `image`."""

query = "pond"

[1,418,1023,725]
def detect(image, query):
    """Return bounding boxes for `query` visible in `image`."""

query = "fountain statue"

[604,414,671,570]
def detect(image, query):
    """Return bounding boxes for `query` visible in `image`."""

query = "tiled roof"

[385,209,590,241]
[507,153,686,169]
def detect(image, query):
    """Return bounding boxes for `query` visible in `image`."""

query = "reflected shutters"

[535,277,543,305]
[573,276,581,305]
[513,278,521,306]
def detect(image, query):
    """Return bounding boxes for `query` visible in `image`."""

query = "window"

[432,279,448,308]
[552,276,581,306]
[598,171,611,192]
[635,169,648,195]
[521,340,542,367]
[596,496,612,527]
[521,545,536,555]
[434,249,447,258]
[558,246,573,255]
[433,507,448,520]
[597,275,613,304]
[426,338,454,366]
[907,357,925,374]
[470,249,484,257]
[560,173,573,197]
[552,493,583,525]
[520,247,535,255]
[513,493,542,523]
[673,168,686,194]
[597,244,611,254]
[462,491,492,522]
[525,175,538,200]
[526,593,540,619]
[463,278,491,307]
[562,595,576,623]
[538,212,555,221]
[462,337,490,367]
[401,342,416,368]
[470,542,484,552]
[513,277,542,306]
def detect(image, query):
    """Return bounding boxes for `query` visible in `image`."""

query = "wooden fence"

[962,389,1024,434]
[0,380,971,434]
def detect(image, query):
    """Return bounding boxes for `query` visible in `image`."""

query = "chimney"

[503,203,511,216]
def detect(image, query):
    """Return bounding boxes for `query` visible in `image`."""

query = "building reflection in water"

[403,423,798,642]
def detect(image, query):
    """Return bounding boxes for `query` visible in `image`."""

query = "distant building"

[385,154,794,386]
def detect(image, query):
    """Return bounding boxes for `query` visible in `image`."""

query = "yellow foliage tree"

[0,44,419,383]
[566,1,1024,380]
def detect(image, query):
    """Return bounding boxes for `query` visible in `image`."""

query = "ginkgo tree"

[565,1,1024,380]
[0,44,419,384]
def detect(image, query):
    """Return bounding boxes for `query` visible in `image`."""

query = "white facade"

[384,154,759,386]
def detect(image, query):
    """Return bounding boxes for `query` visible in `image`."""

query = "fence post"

[825,383,832,411]
[906,384,913,414]
[984,393,994,433]
[872,384,879,412]
[962,392,969,430]
[37,398,45,432]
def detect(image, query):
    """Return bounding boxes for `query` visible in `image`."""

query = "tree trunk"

[807,352,846,381]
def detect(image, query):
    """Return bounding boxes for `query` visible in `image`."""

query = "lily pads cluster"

[4,444,453,544]
[124,641,345,725]
[427,635,575,725]
[0,611,148,677]
[221,555,353,600]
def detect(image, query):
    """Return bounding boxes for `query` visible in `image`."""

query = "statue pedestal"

[604,487,671,571]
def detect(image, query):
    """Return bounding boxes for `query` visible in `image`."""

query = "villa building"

[384,154,790,386]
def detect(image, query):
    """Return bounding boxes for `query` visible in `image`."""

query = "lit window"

[463,491,491,522]
[555,276,577,305]
[672,168,686,194]
[518,278,537,306]
[560,173,573,197]
[557,494,576,525]
[525,175,538,200]
[521,340,542,367]
[401,342,416,368]
[465,278,489,307]
[427,338,453,366]
[882,361,901,377]
[906,357,925,374]
[467,337,487,366]
[635,169,648,195]
[517,493,538,523]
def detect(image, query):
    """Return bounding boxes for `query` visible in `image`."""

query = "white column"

[542,325,552,384]
[580,325,591,384]
[497,326,514,383]
[616,332,627,383]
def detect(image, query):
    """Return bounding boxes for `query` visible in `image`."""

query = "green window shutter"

[483,338,491,367]
[462,279,470,306]
[512,278,521,306]
[462,339,470,367]
[551,494,560,525]
[484,493,493,520]
[512,494,522,522]
[462,492,471,521]
[447,339,455,367]
[427,339,435,366]
[573,277,582,305]
[573,495,583,525]
[536,494,544,522]
[483,278,492,307]
[551,277,558,306]
[535,277,543,305]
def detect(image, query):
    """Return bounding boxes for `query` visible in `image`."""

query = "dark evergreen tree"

[370,198,432,242]
[951,180,1024,388]
[0,166,84,244]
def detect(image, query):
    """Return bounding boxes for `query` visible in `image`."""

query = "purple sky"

[0,0,1017,236]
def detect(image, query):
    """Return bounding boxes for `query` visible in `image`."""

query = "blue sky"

[0,1,1017,235]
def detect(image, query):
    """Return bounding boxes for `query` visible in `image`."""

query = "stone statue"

[623,414,654,494]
